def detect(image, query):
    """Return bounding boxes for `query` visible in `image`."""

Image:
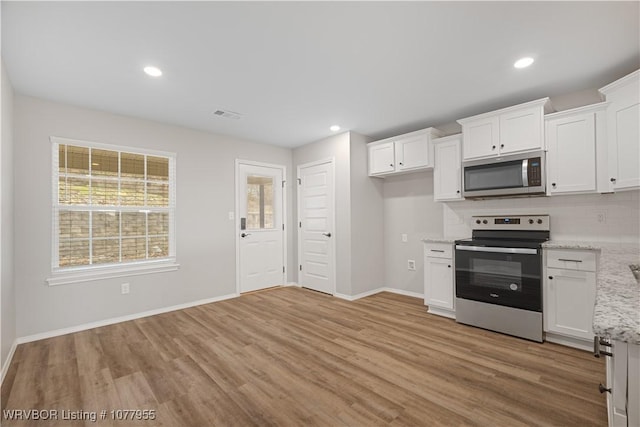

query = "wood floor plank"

[1,287,607,426]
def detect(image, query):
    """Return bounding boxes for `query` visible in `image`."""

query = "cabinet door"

[424,256,454,310]
[499,106,544,155]
[546,113,596,194]
[607,81,640,191]
[612,341,629,427]
[462,116,500,160]
[434,138,462,201]
[545,268,596,340]
[628,343,640,427]
[368,142,395,175]
[395,133,430,171]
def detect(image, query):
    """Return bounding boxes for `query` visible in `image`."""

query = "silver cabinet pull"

[558,258,583,263]
[430,249,445,253]
[593,336,612,358]
[599,384,611,394]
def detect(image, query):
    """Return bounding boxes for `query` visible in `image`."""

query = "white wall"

[13,95,293,337]
[349,132,385,296]
[292,132,353,295]
[1,61,16,371]
[383,171,444,295]
[443,191,640,243]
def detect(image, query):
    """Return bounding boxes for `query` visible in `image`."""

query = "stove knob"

[475,219,481,224]
[537,219,543,224]
[482,220,488,224]
[528,219,534,224]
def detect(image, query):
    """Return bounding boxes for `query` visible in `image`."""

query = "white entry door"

[237,161,285,293]
[297,159,335,295]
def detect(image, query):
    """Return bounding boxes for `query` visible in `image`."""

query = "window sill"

[46,261,180,286]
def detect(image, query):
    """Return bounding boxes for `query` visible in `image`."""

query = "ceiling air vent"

[212,109,242,120]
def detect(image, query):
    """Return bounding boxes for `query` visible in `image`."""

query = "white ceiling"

[3,2,639,148]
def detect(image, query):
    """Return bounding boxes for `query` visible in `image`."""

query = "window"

[50,137,176,282]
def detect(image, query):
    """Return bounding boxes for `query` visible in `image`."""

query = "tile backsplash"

[444,190,640,243]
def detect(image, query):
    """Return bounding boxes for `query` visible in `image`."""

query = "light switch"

[228,211,235,220]
[401,234,408,243]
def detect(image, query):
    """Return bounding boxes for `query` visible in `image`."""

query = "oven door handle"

[455,245,538,255]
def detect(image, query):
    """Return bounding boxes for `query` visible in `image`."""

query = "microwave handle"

[522,159,529,187]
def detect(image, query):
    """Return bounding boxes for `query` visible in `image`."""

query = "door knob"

[241,232,251,238]
[322,232,332,237]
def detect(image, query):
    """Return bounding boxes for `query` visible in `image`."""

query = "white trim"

[283,282,301,287]
[16,293,239,345]
[383,287,424,299]
[544,332,593,352]
[335,287,385,301]
[297,158,336,295]
[50,136,176,159]
[427,307,456,319]
[46,261,180,286]
[1,340,18,386]
[335,287,424,301]
[235,159,287,295]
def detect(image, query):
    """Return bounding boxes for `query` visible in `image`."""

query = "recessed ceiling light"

[143,66,163,77]
[514,57,534,69]
[330,125,341,132]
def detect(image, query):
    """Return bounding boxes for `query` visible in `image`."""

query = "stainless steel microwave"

[462,151,545,198]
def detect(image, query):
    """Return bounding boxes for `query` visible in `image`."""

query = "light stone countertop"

[543,241,640,344]
[421,237,456,244]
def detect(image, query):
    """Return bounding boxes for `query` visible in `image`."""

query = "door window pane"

[246,175,274,229]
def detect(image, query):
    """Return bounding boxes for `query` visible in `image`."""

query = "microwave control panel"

[527,157,542,186]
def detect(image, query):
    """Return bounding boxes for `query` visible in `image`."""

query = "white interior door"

[297,159,335,295]
[237,162,285,293]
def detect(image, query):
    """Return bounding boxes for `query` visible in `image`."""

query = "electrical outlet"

[121,283,130,294]
[401,234,408,243]
[408,259,416,271]
[596,212,606,223]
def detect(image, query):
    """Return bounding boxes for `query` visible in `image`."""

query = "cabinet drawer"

[546,249,597,272]
[425,243,453,259]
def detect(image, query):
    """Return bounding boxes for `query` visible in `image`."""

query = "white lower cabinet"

[601,339,640,427]
[424,243,455,318]
[544,249,597,348]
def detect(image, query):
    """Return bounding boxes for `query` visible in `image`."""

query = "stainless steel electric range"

[454,215,550,342]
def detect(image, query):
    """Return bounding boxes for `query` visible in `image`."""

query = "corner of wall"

[1,58,17,373]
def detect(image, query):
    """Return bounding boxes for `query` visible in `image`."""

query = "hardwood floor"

[2,287,607,426]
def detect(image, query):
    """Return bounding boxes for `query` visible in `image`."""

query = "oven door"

[455,244,542,311]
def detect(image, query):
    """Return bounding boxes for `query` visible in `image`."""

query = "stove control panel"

[471,215,549,231]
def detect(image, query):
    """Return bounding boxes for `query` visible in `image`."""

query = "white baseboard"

[335,287,424,301]
[16,293,239,345]
[545,332,593,352]
[382,287,424,299]
[1,339,18,386]
[283,282,301,287]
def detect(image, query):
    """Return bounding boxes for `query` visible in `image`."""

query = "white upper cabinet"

[545,103,607,195]
[433,134,463,201]
[368,127,443,177]
[368,142,395,175]
[599,70,640,192]
[458,98,551,161]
